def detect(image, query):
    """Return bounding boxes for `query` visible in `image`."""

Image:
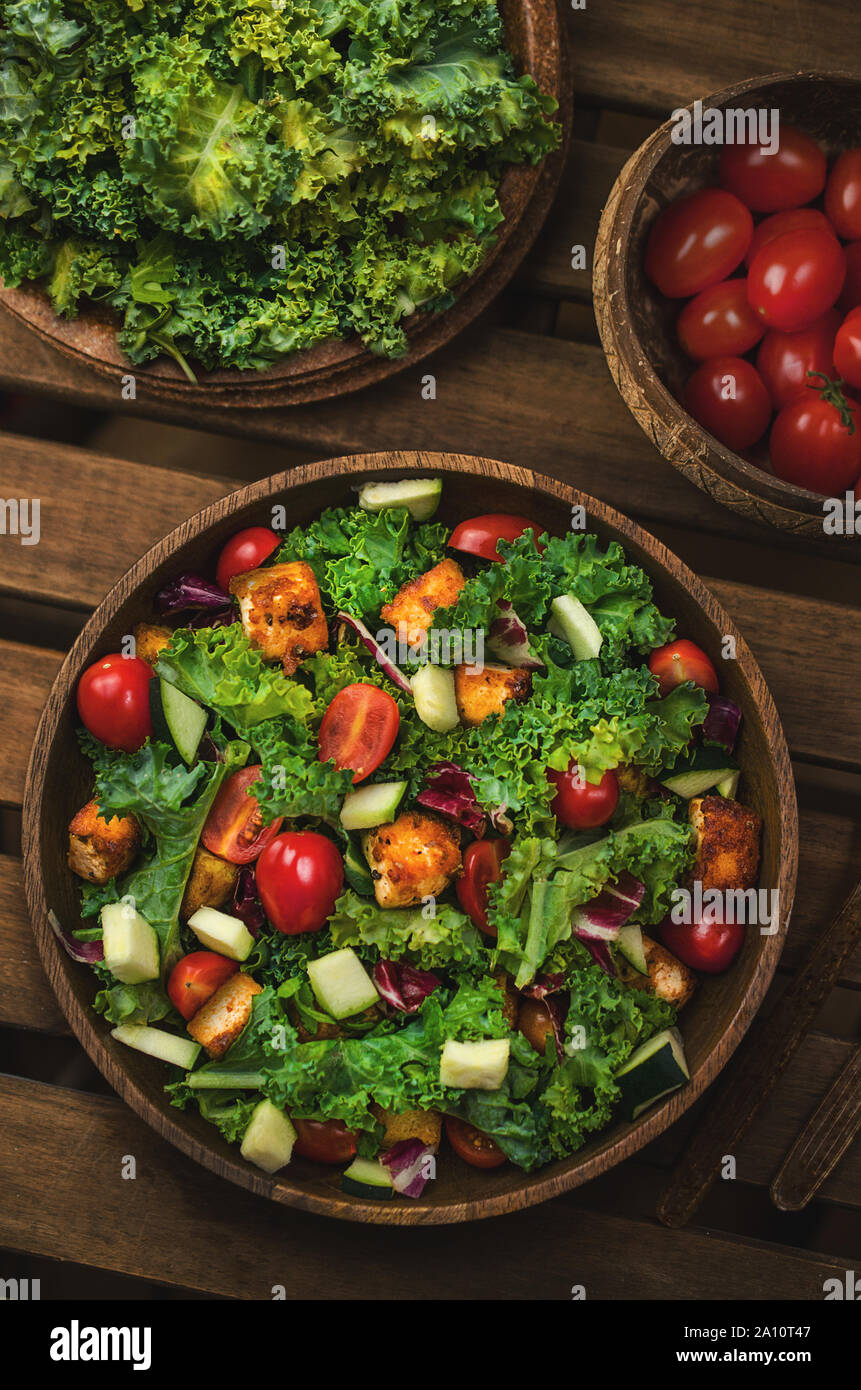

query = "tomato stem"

[806,370,857,435]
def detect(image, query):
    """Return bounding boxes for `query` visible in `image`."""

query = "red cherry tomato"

[77,654,154,753]
[833,310,861,392]
[215,527,279,591]
[548,765,619,831]
[719,124,826,213]
[518,997,556,1056]
[256,830,344,934]
[444,1116,507,1169]
[292,1117,358,1164]
[456,838,511,936]
[838,241,861,315]
[167,951,238,1022]
[645,189,753,299]
[659,907,744,974]
[769,376,861,495]
[824,148,861,242]
[755,309,840,410]
[201,765,283,864]
[683,355,772,451]
[747,229,846,333]
[744,208,837,269]
[318,683,399,784]
[448,514,541,562]
[676,279,764,361]
[649,638,719,698]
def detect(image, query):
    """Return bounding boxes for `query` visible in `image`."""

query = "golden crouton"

[134,623,174,669]
[363,810,461,909]
[230,561,328,676]
[493,970,520,1029]
[641,934,697,1008]
[180,847,239,921]
[187,972,262,1058]
[378,1108,442,1151]
[616,764,654,799]
[689,795,762,893]
[67,799,141,885]
[454,663,532,727]
[379,559,466,649]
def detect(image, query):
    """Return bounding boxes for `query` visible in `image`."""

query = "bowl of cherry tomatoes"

[593,71,861,538]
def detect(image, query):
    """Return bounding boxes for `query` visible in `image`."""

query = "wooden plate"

[22,452,798,1224]
[593,70,861,539]
[0,1,570,410]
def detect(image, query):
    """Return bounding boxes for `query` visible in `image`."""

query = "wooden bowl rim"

[593,68,861,528]
[21,452,799,1224]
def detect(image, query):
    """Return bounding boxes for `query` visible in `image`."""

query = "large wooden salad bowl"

[22,452,798,1224]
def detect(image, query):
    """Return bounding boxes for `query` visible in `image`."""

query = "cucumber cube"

[340,780,407,831]
[101,902,159,984]
[112,1024,200,1070]
[240,1099,297,1174]
[307,948,379,1020]
[440,1038,510,1090]
[358,478,442,521]
[188,906,254,962]
[411,663,459,733]
[548,594,603,660]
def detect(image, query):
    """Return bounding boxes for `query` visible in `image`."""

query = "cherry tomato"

[518,997,556,1056]
[676,279,764,360]
[256,830,344,934]
[444,1116,507,1169]
[201,765,283,864]
[292,1117,358,1164]
[648,638,719,698]
[548,765,619,831]
[719,124,826,213]
[833,310,861,392]
[456,838,511,936]
[77,653,154,753]
[683,355,772,451]
[167,951,238,1022]
[215,527,279,591]
[824,148,861,241]
[769,376,861,495]
[755,309,840,410]
[448,514,542,562]
[318,683,399,784]
[744,208,837,269]
[747,229,846,332]
[660,909,744,974]
[645,189,753,299]
[838,241,861,315]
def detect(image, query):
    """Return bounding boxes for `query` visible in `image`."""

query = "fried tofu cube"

[134,623,174,669]
[378,1108,442,1151]
[180,847,239,921]
[363,810,461,909]
[641,934,697,1008]
[187,972,262,1059]
[379,558,466,649]
[454,663,532,727]
[689,795,762,893]
[230,560,328,676]
[616,764,654,799]
[67,800,141,885]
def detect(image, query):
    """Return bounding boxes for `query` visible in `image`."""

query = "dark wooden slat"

[0,640,62,805]
[520,139,629,298]
[0,854,67,1034]
[0,1073,850,1298]
[770,1041,861,1211]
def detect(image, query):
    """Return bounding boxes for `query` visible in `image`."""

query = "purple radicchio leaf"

[372,959,440,1014]
[334,612,412,694]
[380,1138,436,1198]
[487,601,544,670]
[416,761,486,836]
[579,936,617,977]
[521,974,567,1063]
[703,693,742,755]
[232,866,266,937]
[49,909,104,964]
[155,573,232,617]
[571,872,645,942]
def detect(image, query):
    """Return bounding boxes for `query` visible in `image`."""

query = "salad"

[61,477,762,1200]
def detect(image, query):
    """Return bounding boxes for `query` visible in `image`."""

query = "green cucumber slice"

[411,663,459,732]
[240,1099,296,1174]
[341,1156,394,1198]
[716,770,740,799]
[357,478,442,521]
[616,1027,689,1120]
[344,838,374,895]
[340,780,407,831]
[112,1024,200,1071]
[187,906,255,962]
[308,948,379,1020]
[548,594,603,660]
[150,677,207,765]
[101,903,159,984]
[660,745,737,798]
[616,922,648,975]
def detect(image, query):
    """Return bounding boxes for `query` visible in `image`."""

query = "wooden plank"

[0,1073,850,1298]
[0,640,62,806]
[520,139,629,298]
[0,854,67,1034]
[568,1,860,115]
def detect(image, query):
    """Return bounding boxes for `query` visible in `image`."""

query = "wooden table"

[1,0,859,1300]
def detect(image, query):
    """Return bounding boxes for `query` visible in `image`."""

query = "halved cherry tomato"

[456,838,511,936]
[318,683,399,784]
[448,514,542,562]
[744,207,837,269]
[676,279,764,361]
[659,907,744,974]
[747,229,846,333]
[769,376,861,495]
[292,1117,358,1164]
[644,189,753,299]
[834,309,861,392]
[683,356,772,451]
[824,148,861,242]
[838,241,861,315]
[256,830,344,935]
[719,124,826,213]
[756,309,840,410]
[167,951,238,1021]
[548,765,619,831]
[518,997,556,1056]
[445,1116,507,1169]
[649,639,719,698]
[201,765,283,864]
[215,527,279,591]
[77,653,154,753]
